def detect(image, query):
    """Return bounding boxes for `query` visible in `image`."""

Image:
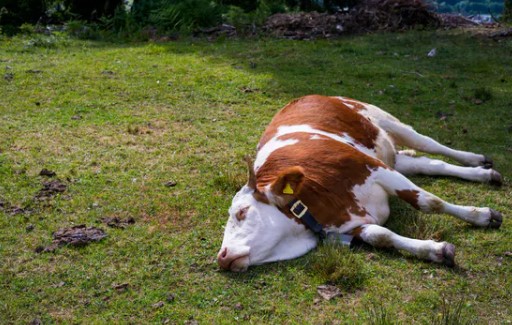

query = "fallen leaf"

[317,285,342,301]
[113,283,129,292]
[152,301,164,309]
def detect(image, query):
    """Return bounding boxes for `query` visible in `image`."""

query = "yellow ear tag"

[283,183,294,195]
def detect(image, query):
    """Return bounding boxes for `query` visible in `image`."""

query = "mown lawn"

[0,30,511,324]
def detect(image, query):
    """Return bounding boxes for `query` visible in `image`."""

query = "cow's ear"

[271,166,305,196]
[244,156,257,190]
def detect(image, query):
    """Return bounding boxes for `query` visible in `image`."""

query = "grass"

[0,30,511,323]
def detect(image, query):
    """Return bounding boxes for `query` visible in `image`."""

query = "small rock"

[71,115,82,120]
[26,224,35,232]
[4,73,14,81]
[317,285,342,301]
[166,294,175,302]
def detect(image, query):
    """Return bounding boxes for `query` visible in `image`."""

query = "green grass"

[0,30,511,323]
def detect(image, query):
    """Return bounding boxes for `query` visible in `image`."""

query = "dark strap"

[288,199,326,240]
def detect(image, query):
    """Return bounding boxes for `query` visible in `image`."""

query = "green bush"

[223,3,270,32]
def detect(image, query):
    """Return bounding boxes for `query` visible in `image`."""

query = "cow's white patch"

[276,125,370,153]
[351,168,390,225]
[255,137,298,172]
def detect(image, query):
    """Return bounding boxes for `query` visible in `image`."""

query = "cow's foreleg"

[394,153,502,185]
[380,120,492,168]
[351,225,456,266]
[377,168,503,228]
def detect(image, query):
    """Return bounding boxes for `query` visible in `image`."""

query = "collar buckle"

[290,200,308,219]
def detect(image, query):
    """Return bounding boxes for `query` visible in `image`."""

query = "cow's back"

[257,95,395,165]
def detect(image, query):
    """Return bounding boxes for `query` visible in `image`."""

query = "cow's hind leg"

[376,168,503,228]
[350,225,456,266]
[379,119,493,168]
[394,153,503,185]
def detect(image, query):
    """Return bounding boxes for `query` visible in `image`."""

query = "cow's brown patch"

[396,189,420,210]
[256,134,385,227]
[258,95,379,151]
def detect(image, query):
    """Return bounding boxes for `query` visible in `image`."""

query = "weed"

[431,298,476,325]
[365,301,398,325]
[309,243,367,290]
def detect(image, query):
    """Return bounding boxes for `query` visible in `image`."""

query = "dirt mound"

[264,0,441,40]
[348,0,440,32]
[264,11,345,40]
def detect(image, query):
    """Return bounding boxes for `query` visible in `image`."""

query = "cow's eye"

[236,207,249,221]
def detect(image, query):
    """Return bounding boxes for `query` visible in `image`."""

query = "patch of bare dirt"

[36,225,107,253]
[35,180,67,200]
[39,168,56,177]
[0,200,32,216]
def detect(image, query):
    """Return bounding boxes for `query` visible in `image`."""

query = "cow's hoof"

[482,156,493,169]
[441,243,456,267]
[488,209,503,229]
[490,170,503,186]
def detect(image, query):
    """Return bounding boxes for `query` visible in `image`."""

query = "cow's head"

[217,159,318,272]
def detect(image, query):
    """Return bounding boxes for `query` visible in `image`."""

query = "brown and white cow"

[217,95,503,272]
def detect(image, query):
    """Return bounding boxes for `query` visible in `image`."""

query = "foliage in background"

[504,0,512,21]
[1,0,509,37]
[0,0,46,35]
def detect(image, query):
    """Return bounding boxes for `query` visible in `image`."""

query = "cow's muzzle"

[217,247,250,272]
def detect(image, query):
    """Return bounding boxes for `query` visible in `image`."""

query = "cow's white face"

[217,185,318,272]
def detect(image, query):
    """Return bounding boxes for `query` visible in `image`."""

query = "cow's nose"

[217,247,231,270]
[217,247,249,271]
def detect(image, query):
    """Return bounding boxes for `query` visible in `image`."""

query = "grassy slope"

[0,31,511,324]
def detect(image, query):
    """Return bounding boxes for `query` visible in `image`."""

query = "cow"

[217,95,503,272]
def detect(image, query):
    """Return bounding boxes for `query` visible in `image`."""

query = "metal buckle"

[290,200,308,219]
